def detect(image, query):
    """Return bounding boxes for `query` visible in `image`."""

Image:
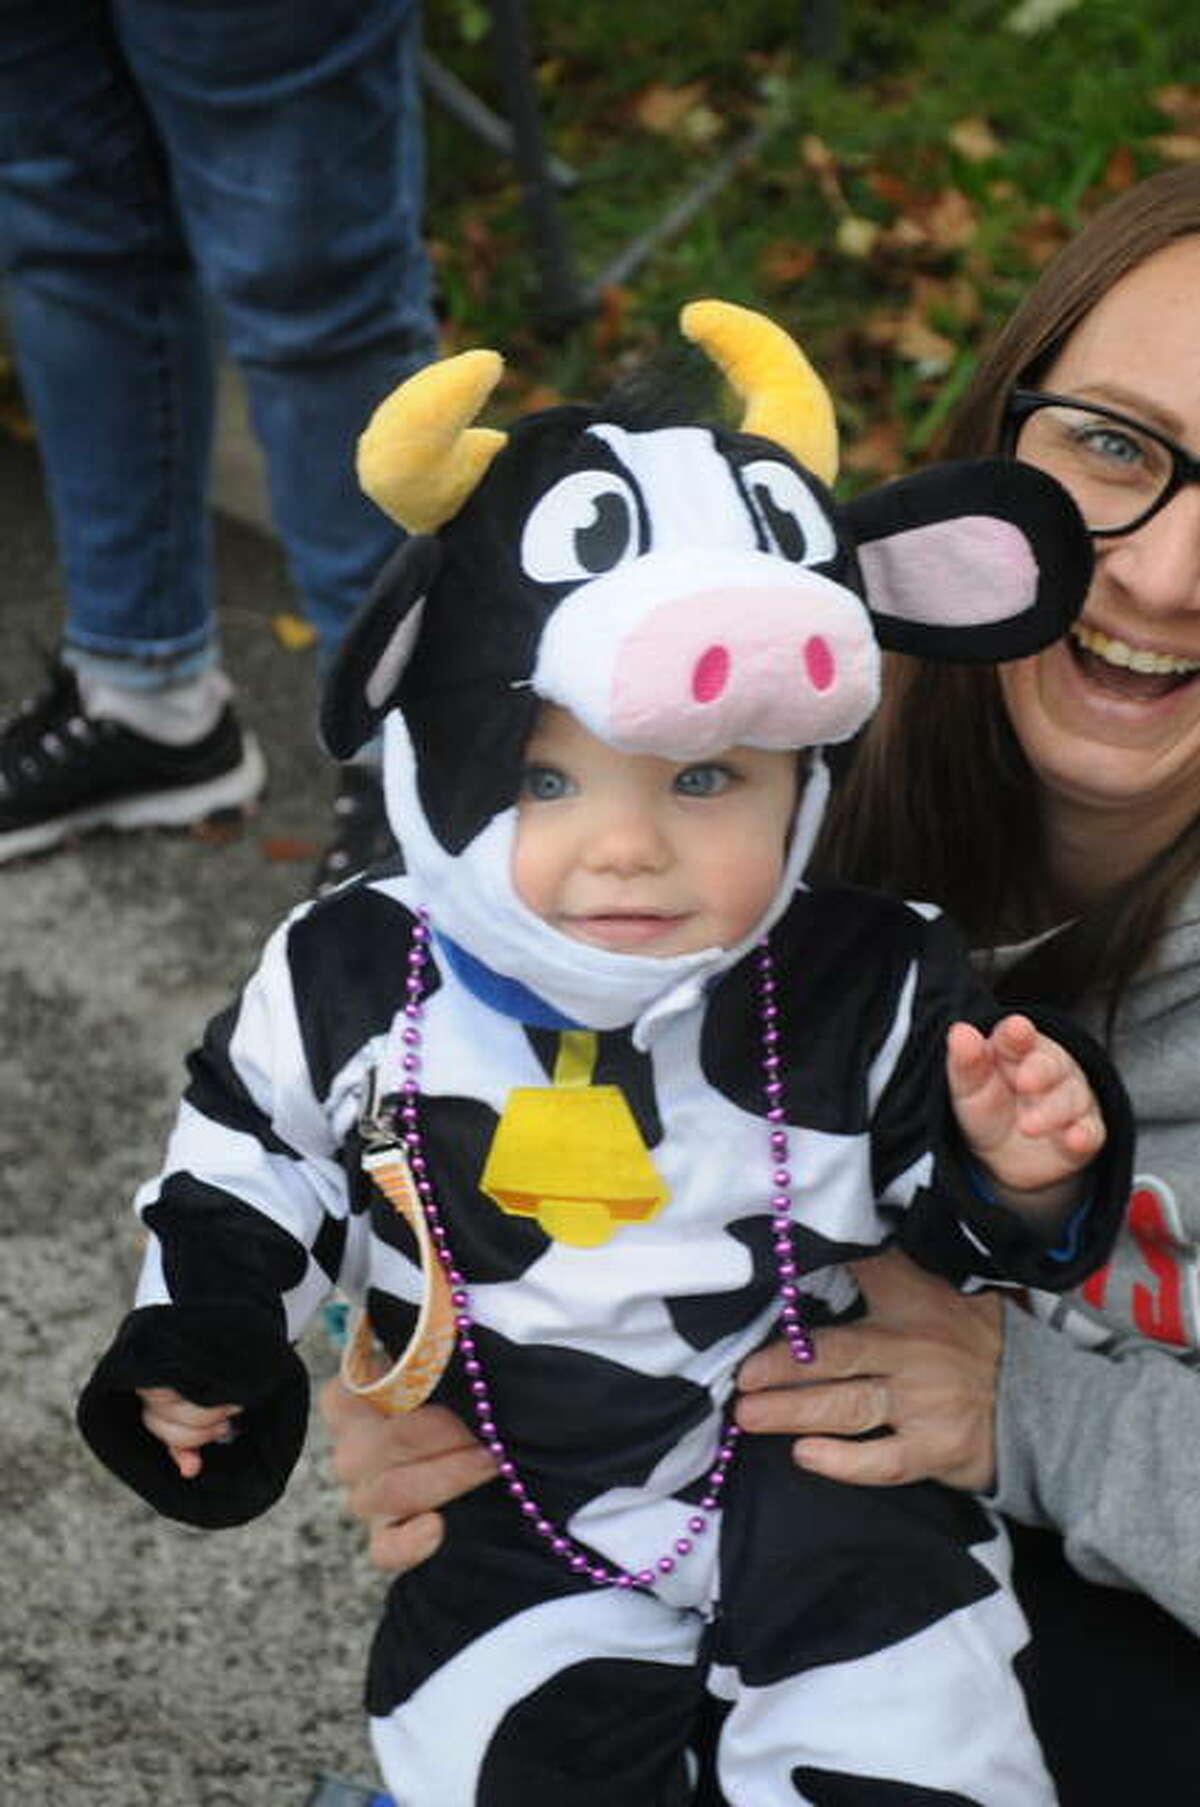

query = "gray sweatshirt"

[992,874,1200,1633]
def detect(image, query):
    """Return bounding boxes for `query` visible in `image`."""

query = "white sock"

[76,667,234,746]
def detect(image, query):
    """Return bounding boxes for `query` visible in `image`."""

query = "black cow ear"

[842,458,1092,663]
[319,536,442,759]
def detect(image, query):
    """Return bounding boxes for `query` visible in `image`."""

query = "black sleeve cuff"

[76,1301,309,1529]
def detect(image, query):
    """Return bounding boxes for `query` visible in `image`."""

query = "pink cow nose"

[803,635,835,692]
[691,645,730,703]
[690,636,836,705]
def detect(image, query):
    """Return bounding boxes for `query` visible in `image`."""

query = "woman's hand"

[734,1248,1005,1492]
[318,1379,497,1572]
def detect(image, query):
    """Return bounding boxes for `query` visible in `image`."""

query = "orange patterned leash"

[339,1086,456,1415]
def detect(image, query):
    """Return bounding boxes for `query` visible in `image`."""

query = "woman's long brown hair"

[815,165,1200,1030]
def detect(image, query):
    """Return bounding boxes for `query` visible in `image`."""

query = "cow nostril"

[692,644,730,704]
[804,635,835,692]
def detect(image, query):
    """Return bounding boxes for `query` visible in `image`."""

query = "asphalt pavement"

[0,426,391,1806]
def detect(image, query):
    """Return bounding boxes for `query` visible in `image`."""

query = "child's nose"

[585,807,670,874]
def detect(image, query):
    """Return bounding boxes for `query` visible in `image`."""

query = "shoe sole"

[0,733,267,866]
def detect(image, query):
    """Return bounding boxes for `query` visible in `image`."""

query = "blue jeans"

[0,0,436,683]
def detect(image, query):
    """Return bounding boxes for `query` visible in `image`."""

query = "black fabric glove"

[77,1300,309,1529]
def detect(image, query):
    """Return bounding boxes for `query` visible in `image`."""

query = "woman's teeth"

[1071,622,1200,677]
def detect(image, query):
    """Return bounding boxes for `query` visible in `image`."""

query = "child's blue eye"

[519,765,574,801]
[674,764,732,797]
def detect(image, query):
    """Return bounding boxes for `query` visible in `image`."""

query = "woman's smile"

[1068,620,1200,699]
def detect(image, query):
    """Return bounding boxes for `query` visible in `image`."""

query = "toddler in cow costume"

[79,303,1132,1805]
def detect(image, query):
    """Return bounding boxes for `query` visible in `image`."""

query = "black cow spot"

[423,1093,550,1281]
[792,1770,979,1805]
[366,1476,591,1714]
[480,1658,700,1803]
[700,890,922,1134]
[183,1000,300,1160]
[445,1324,716,1512]
[289,888,436,1103]
[715,1437,997,1684]
[666,1218,875,1352]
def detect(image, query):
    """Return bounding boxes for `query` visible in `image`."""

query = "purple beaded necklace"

[394,907,813,1592]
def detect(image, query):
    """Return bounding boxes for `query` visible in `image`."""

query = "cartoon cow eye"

[521,471,641,583]
[742,459,837,567]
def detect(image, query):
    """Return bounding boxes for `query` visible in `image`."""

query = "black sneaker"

[0,661,266,865]
[313,765,398,895]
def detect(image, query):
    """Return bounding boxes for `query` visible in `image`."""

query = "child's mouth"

[566,911,689,948]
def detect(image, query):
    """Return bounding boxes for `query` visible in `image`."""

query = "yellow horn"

[356,348,509,533]
[680,299,839,485]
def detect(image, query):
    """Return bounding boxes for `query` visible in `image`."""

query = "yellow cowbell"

[480,1031,669,1247]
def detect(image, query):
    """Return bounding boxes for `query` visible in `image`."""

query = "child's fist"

[136,1386,242,1479]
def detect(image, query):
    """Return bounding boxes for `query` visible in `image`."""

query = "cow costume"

[79,302,1131,1805]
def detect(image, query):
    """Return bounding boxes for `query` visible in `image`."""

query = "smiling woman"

[804,163,1200,1799]
[994,238,1200,901]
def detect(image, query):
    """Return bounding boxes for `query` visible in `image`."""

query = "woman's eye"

[742,459,837,566]
[521,471,641,582]
[674,763,732,798]
[1076,425,1144,466]
[519,765,574,802]
[1073,423,1167,483]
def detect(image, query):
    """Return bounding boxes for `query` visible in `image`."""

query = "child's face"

[512,705,798,957]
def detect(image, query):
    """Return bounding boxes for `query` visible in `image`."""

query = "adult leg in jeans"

[0,0,217,678]
[120,0,437,678]
[0,0,263,856]
[0,0,436,865]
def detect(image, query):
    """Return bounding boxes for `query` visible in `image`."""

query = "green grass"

[424,0,1199,476]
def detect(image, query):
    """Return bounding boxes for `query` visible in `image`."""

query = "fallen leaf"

[758,240,819,289]
[260,834,319,864]
[1011,205,1070,268]
[1004,0,1083,36]
[910,273,981,327]
[882,216,932,252]
[836,215,881,259]
[800,133,838,176]
[800,134,847,211]
[513,382,566,416]
[272,611,317,653]
[863,310,902,348]
[895,316,957,374]
[682,105,725,147]
[1153,85,1200,132]
[591,284,632,355]
[460,208,506,303]
[948,117,1001,163]
[1100,144,1137,191]
[190,816,244,845]
[1147,134,1200,164]
[922,188,978,251]
[633,80,708,137]
[866,170,925,211]
[842,421,906,477]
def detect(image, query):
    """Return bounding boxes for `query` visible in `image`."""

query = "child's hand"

[136,1386,242,1480]
[946,1014,1105,1218]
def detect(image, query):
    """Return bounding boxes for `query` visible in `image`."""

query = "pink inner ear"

[858,517,1037,626]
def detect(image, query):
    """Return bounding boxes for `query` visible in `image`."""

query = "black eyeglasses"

[1001,388,1200,537]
